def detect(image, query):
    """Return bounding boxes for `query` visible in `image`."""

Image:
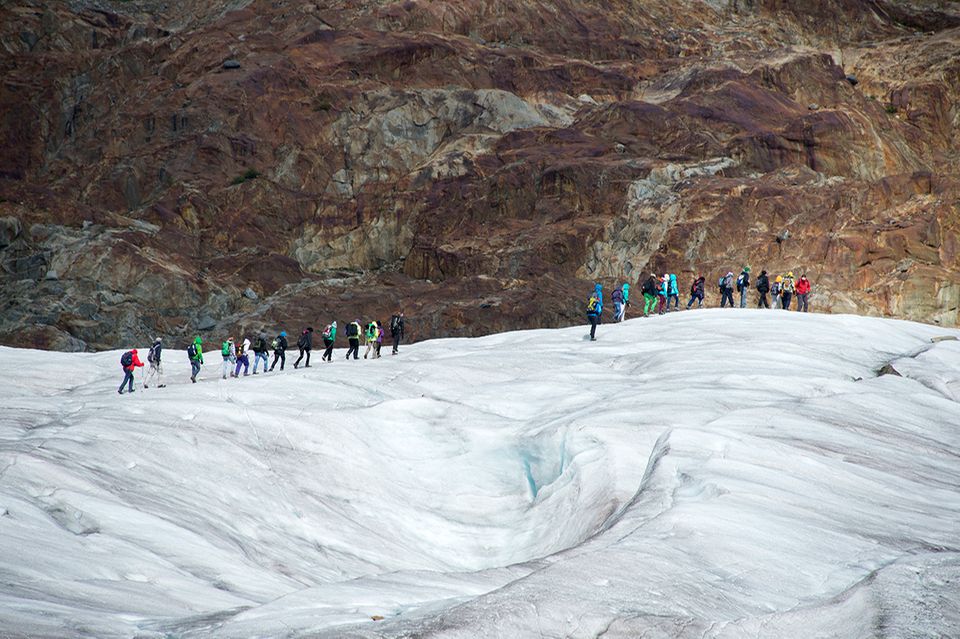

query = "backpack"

[297,333,307,348]
[271,338,278,349]
[120,351,133,367]
[718,276,724,291]
[322,325,332,339]
[221,341,230,356]
[390,315,400,332]
[587,295,598,312]
[736,274,744,292]
[254,337,266,352]
[187,343,197,359]
[147,345,157,363]
[347,323,358,337]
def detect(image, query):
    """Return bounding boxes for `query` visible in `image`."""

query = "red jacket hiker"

[118,349,144,394]
[795,277,811,295]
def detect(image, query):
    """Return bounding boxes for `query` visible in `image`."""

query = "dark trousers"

[686,293,703,309]
[392,333,401,354]
[758,293,769,308]
[781,292,793,310]
[346,338,360,359]
[322,339,334,361]
[294,348,311,367]
[796,293,808,312]
[720,289,735,307]
[587,314,599,339]
[657,295,666,314]
[270,350,285,370]
[118,370,134,393]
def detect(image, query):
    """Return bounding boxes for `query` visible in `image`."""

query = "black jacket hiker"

[390,313,405,355]
[294,327,314,368]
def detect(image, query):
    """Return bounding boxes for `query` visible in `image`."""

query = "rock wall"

[1,0,958,350]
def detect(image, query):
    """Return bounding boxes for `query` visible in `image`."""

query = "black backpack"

[120,351,133,367]
[147,345,157,363]
[187,343,197,359]
[297,333,307,348]
[390,315,400,332]
[347,323,358,337]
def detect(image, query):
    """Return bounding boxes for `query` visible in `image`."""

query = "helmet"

[787,272,794,278]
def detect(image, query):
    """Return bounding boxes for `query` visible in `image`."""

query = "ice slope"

[1,310,959,638]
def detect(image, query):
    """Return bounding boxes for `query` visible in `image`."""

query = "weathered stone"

[222,59,241,69]
[243,287,258,300]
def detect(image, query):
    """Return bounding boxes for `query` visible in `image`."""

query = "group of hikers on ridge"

[118,312,405,394]
[585,268,813,340]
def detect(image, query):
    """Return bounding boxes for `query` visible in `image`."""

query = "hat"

[155,336,162,342]
[787,271,794,278]
[280,331,287,337]
[131,348,138,353]
[775,275,783,282]
[331,320,337,326]
[743,266,751,273]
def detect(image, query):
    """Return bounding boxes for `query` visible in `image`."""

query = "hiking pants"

[657,294,666,314]
[323,339,334,361]
[772,294,781,309]
[254,352,269,372]
[613,302,623,321]
[347,338,360,359]
[295,348,311,367]
[144,361,163,387]
[391,333,400,355]
[364,341,376,359]
[118,370,134,393]
[375,341,382,358]
[757,293,770,309]
[222,355,235,378]
[796,293,809,312]
[739,288,747,308]
[587,314,599,339]
[271,350,285,370]
[686,293,703,309]
[668,294,679,310]
[234,355,249,376]
[643,293,657,316]
[190,360,201,380]
[781,291,793,310]
[720,289,735,308]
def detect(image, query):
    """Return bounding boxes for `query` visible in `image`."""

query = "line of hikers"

[585,269,813,339]
[118,312,405,394]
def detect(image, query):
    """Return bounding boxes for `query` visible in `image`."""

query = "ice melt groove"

[1,310,959,638]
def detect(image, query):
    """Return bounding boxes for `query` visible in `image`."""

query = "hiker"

[252,331,269,374]
[188,336,203,383]
[376,320,384,357]
[795,275,811,312]
[756,270,770,308]
[390,312,404,355]
[270,331,288,371]
[781,272,796,310]
[686,275,705,309]
[364,320,380,359]
[345,320,362,359]
[657,274,668,315]
[641,274,658,317]
[720,271,735,308]
[234,336,251,377]
[737,267,751,308]
[118,348,144,394]
[143,337,165,389]
[586,283,602,340]
[321,321,337,361]
[611,286,624,322]
[667,274,679,311]
[294,327,314,369]
[221,337,236,379]
[771,276,782,309]
[618,284,630,321]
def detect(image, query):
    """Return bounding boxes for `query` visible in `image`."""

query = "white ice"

[1,310,959,638]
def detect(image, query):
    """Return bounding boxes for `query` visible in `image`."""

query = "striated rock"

[0,0,958,351]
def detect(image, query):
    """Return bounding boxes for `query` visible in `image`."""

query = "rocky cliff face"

[1,0,958,350]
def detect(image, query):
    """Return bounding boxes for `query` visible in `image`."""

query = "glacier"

[1,309,959,638]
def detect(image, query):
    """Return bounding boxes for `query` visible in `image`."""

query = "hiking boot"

[158,384,166,388]
[118,389,124,394]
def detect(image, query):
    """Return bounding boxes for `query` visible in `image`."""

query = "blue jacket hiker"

[586,283,602,341]
[667,274,679,310]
